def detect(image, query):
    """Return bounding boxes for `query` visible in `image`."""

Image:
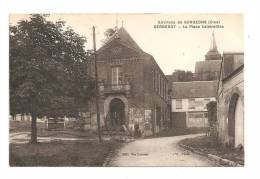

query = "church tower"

[205,32,221,61]
[194,32,222,81]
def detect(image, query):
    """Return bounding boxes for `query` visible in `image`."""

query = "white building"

[171,81,218,128]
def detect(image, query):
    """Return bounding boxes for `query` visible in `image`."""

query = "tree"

[104,28,116,39]
[101,28,116,44]
[206,101,218,139]
[171,70,194,82]
[10,14,95,143]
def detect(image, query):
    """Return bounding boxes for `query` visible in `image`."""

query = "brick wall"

[85,42,169,136]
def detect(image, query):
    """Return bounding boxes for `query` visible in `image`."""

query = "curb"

[102,138,135,167]
[179,144,243,167]
[102,150,114,167]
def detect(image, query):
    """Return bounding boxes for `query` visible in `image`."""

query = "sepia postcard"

[9,13,244,167]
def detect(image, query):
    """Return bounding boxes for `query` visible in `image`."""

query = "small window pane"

[176,100,182,109]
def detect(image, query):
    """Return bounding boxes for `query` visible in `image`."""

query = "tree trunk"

[30,113,37,144]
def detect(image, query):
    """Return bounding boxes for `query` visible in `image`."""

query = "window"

[152,70,155,90]
[158,75,161,95]
[157,73,159,93]
[159,77,162,96]
[188,99,195,109]
[161,78,163,97]
[176,99,183,109]
[154,71,157,92]
[166,84,168,100]
[162,80,164,98]
[112,67,117,85]
[162,79,164,97]
[165,82,167,99]
[118,71,123,84]
[111,66,123,85]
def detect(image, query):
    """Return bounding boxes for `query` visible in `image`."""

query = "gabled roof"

[97,27,144,55]
[172,81,218,99]
[95,27,167,77]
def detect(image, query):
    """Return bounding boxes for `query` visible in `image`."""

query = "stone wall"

[217,69,244,147]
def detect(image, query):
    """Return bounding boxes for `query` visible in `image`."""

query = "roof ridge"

[97,27,143,54]
[223,51,244,54]
[173,80,217,83]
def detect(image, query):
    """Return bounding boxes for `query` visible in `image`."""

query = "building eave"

[222,65,244,82]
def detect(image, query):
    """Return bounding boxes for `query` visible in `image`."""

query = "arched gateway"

[227,93,244,147]
[109,98,125,126]
[104,95,128,129]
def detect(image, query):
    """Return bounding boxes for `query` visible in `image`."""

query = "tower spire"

[205,31,221,60]
[210,31,218,51]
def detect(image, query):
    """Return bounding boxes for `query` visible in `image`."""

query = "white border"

[1,0,260,179]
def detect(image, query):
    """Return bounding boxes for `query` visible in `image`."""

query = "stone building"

[194,32,222,81]
[85,27,169,136]
[171,81,217,129]
[217,52,244,148]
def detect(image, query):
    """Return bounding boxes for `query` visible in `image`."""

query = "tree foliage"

[10,14,95,143]
[206,101,218,138]
[171,70,194,82]
[104,28,116,39]
[101,28,116,44]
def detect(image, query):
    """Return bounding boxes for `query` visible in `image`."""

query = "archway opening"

[109,98,125,127]
[228,93,239,147]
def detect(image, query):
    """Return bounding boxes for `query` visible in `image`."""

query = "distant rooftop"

[222,52,244,79]
[223,51,244,55]
[172,81,218,99]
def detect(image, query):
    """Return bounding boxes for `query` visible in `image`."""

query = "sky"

[9,14,243,75]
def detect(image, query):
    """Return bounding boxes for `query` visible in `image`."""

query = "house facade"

[171,81,217,128]
[217,52,244,148]
[85,27,169,136]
